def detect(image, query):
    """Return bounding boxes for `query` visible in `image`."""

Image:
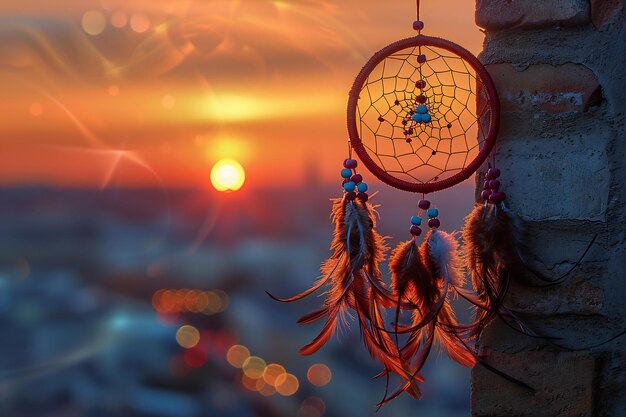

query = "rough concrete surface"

[472,351,597,417]
[472,0,626,416]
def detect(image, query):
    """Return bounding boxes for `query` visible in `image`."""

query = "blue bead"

[357,182,368,193]
[427,208,439,218]
[341,168,352,179]
[344,181,356,192]
[411,113,422,123]
[421,113,432,123]
[416,105,428,114]
[410,215,422,226]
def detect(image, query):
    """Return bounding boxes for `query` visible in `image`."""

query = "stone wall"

[472,1,626,416]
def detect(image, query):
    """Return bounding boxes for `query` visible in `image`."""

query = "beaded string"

[409,195,440,237]
[481,167,505,206]
[340,159,370,202]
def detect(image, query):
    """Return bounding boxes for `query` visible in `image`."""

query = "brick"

[496,135,609,221]
[471,351,596,417]
[487,63,601,113]
[590,0,626,28]
[476,0,590,30]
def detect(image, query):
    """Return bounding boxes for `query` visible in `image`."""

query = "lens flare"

[210,159,245,192]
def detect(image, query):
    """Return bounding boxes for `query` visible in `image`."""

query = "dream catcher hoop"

[347,34,500,194]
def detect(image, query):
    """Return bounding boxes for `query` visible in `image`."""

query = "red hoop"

[347,35,500,194]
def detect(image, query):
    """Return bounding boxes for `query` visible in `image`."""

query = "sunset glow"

[210,159,245,192]
[0,0,481,189]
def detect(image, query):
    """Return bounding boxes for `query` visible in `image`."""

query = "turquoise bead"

[427,208,439,218]
[344,181,356,192]
[410,215,422,226]
[341,168,352,178]
[357,182,368,193]
[421,113,432,123]
[411,113,422,123]
[416,105,428,114]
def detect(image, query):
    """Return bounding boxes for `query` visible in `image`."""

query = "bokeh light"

[302,397,326,415]
[130,13,151,33]
[307,363,332,387]
[82,10,106,35]
[263,363,286,387]
[226,345,250,368]
[175,324,200,349]
[275,373,299,396]
[205,291,222,313]
[242,356,266,379]
[110,10,128,28]
[241,374,258,392]
[210,159,246,192]
[152,289,229,314]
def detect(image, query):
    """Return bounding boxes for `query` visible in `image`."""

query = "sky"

[0,0,482,189]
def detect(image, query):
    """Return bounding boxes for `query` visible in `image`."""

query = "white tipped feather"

[427,230,465,287]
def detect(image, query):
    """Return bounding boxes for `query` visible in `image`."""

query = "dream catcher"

[268,0,594,405]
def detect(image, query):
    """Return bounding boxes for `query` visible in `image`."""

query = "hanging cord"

[413,0,424,33]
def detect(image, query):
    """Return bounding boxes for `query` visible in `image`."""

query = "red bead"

[489,180,501,190]
[487,167,501,179]
[346,191,357,201]
[417,55,426,64]
[410,225,422,236]
[415,80,426,89]
[418,199,431,210]
[344,159,358,169]
[483,180,491,189]
[428,218,440,228]
[351,174,363,184]
[492,191,506,202]
[416,95,427,104]
[481,190,492,201]
[413,20,424,31]
[357,192,368,202]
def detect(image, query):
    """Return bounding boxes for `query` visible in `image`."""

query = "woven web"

[356,44,491,184]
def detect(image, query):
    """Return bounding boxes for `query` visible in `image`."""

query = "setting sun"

[210,159,246,192]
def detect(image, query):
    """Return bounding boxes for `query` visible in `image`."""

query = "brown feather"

[386,230,475,389]
[462,203,537,337]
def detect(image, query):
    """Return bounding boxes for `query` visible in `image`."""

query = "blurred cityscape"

[0,182,475,417]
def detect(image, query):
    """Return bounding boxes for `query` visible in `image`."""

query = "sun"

[210,159,246,192]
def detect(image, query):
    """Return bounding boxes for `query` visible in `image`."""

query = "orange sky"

[0,0,482,189]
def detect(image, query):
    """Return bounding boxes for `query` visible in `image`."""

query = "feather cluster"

[267,196,422,399]
[380,229,475,405]
[461,203,557,338]
[269,195,582,405]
